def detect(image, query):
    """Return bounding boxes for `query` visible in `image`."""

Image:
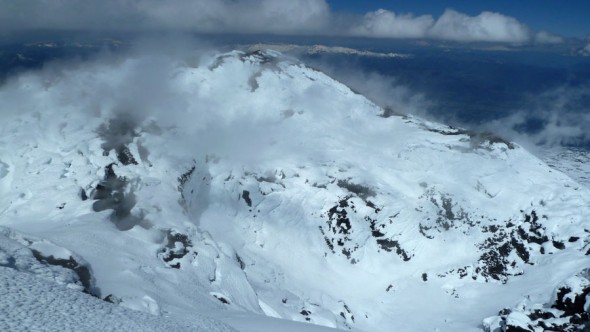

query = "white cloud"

[428,9,531,43]
[350,9,434,39]
[349,8,562,44]
[534,31,564,44]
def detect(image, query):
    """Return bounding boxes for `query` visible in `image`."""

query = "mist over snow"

[0,43,302,168]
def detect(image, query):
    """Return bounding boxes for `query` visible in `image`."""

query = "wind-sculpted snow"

[540,147,590,189]
[0,267,235,332]
[0,49,589,331]
[0,227,98,295]
[0,227,235,331]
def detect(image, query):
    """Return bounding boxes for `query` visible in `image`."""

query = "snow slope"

[0,49,589,331]
[0,227,235,332]
[0,267,230,332]
[539,146,590,189]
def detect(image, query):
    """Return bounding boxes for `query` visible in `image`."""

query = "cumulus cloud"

[0,1,562,44]
[534,31,564,44]
[429,9,531,43]
[351,8,545,44]
[350,9,435,39]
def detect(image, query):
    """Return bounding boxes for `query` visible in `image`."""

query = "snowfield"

[0,227,235,332]
[0,49,589,331]
[540,146,590,189]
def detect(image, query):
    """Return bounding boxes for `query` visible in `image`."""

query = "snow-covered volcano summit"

[0,49,589,331]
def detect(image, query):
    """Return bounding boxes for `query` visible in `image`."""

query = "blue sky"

[328,0,590,38]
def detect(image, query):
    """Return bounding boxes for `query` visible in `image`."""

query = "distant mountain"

[0,49,589,331]
[244,43,410,58]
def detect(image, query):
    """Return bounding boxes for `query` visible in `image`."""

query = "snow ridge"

[0,49,589,331]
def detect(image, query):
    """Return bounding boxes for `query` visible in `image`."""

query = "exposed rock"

[91,163,144,231]
[483,269,590,331]
[158,230,194,269]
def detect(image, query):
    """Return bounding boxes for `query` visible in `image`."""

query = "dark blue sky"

[327,0,590,38]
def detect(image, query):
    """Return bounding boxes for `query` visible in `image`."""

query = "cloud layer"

[485,86,590,149]
[350,9,435,39]
[429,9,531,43]
[351,9,564,44]
[0,0,561,44]
[0,0,330,34]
